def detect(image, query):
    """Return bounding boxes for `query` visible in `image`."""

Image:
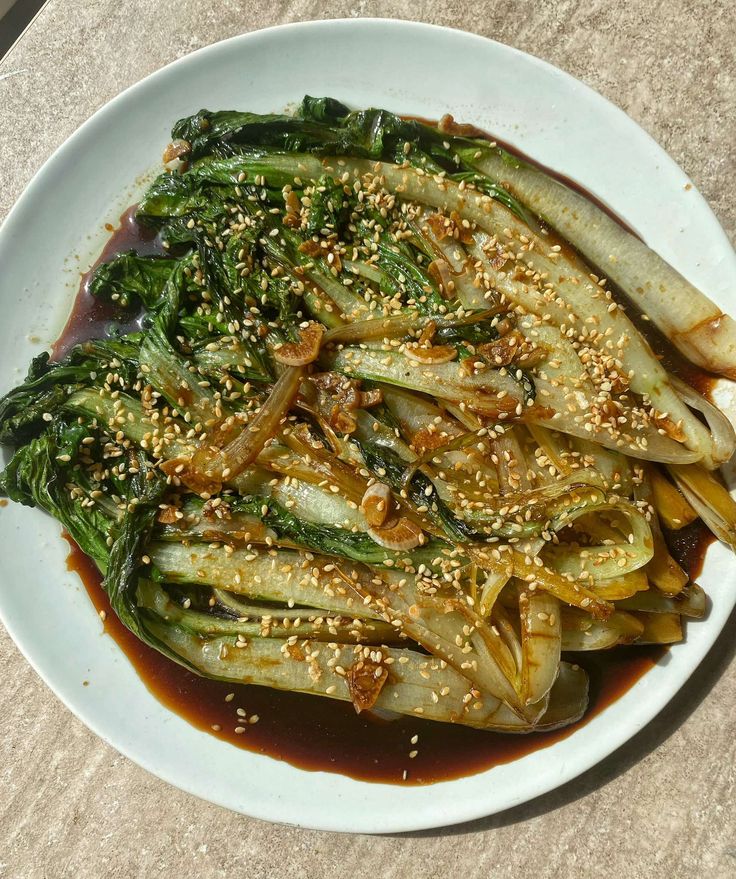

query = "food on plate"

[2,96,735,735]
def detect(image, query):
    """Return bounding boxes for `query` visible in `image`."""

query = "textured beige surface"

[1,2,735,877]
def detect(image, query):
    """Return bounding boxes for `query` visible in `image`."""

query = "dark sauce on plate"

[665,520,715,581]
[68,534,677,785]
[56,127,715,784]
[52,206,164,361]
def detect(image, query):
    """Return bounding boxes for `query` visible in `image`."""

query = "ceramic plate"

[1,19,734,833]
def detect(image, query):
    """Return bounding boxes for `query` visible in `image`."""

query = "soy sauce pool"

[57,135,715,784]
[67,534,679,785]
[52,206,164,360]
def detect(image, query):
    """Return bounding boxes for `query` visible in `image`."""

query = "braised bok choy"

[2,96,735,736]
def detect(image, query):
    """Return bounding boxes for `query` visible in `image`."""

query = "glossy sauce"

[57,133,715,784]
[665,520,715,581]
[68,534,676,785]
[52,206,163,360]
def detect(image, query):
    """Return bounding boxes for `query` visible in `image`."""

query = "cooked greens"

[2,97,736,737]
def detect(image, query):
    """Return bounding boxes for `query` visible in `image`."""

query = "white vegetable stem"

[464,146,736,379]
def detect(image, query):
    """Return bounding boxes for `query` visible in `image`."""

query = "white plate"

[1,19,734,834]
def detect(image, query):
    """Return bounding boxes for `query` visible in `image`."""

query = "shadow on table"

[0,0,48,59]
[394,601,736,839]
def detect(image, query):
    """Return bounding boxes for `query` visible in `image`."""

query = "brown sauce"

[56,135,717,784]
[627,309,719,398]
[52,206,164,360]
[665,520,716,581]
[66,534,674,785]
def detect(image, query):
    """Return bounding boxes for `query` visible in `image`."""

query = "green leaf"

[0,424,111,567]
[101,449,189,664]
[88,252,177,309]
[0,339,140,445]
[233,496,446,569]
[298,95,350,123]
[304,174,350,236]
[170,109,345,160]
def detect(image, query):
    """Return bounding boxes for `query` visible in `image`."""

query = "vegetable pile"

[3,96,736,733]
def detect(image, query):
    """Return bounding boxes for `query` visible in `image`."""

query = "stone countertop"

[0,2,734,877]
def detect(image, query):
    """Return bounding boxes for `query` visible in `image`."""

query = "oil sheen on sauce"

[57,130,715,784]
